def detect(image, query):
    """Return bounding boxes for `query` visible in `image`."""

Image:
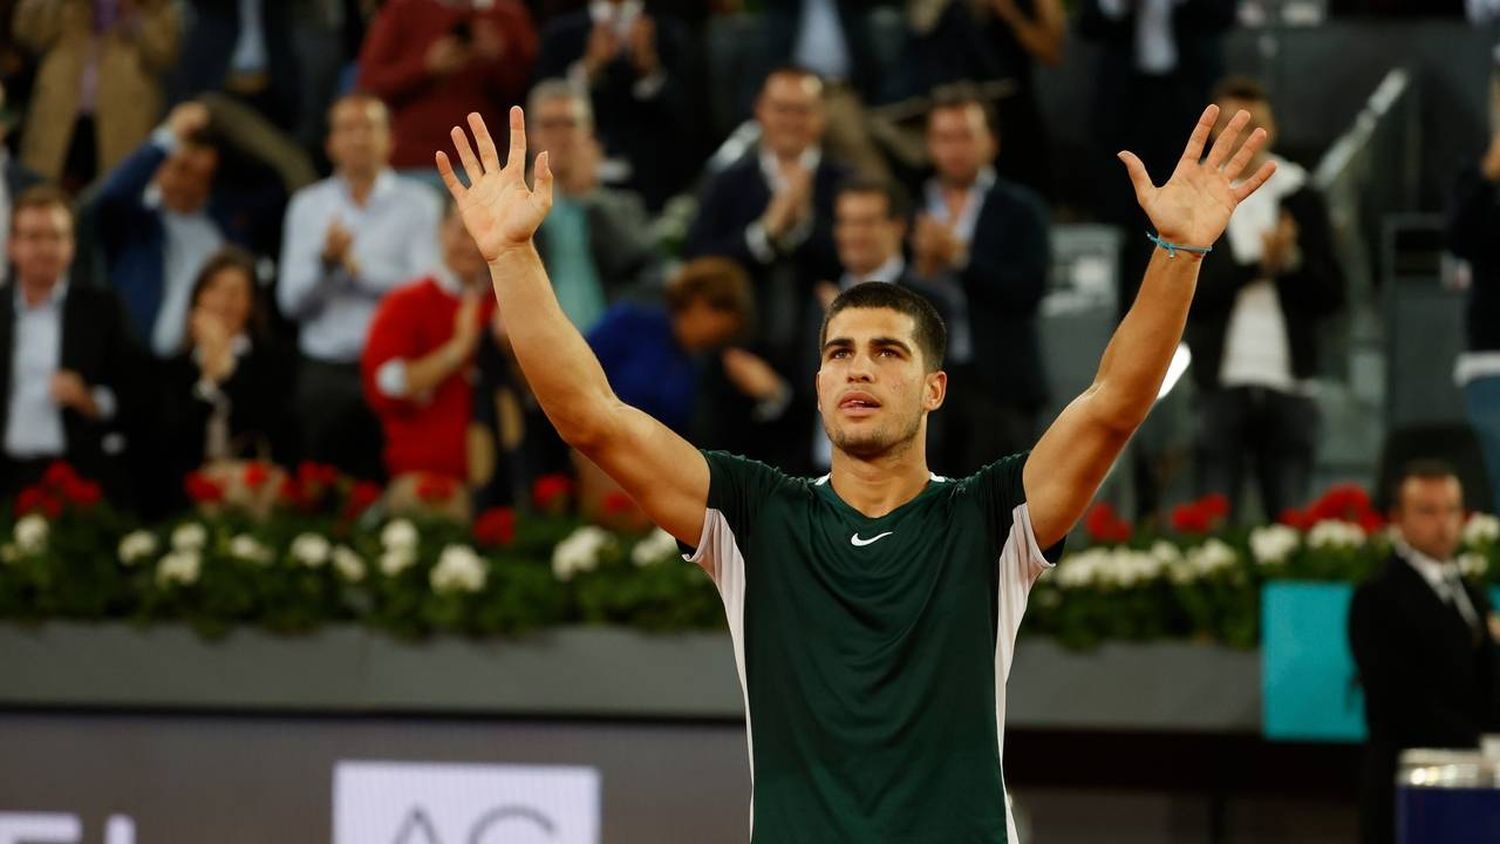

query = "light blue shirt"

[277,170,442,362]
[229,0,268,74]
[146,185,225,356]
[540,196,607,333]
[4,281,116,458]
[792,0,852,82]
[920,167,997,364]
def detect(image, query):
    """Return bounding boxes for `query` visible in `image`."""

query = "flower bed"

[3,465,1497,648]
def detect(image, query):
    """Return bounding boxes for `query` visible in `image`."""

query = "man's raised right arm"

[438,108,709,546]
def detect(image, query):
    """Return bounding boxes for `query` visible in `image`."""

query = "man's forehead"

[825,306,916,340]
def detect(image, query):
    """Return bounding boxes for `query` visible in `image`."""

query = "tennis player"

[438,103,1274,843]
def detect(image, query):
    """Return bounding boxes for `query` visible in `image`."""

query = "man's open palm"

[1118,105,1277,249]
[437,107,553,262]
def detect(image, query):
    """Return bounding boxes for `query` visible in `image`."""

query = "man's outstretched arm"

[439,108,709,545]
[1023,105,1277,550]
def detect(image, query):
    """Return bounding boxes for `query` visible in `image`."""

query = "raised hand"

[436,107,554,263]
[1118,105,1277,250]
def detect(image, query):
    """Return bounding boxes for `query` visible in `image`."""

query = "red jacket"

[361,277,496,479]
[357,0,538,169]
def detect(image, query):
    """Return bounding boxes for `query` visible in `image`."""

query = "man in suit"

[94,101,253,357]
[686,66,848,377]
[535,0,698,211]
[910,89,1050,474]
[1186,78,1345,521]
[1349,460,1500,844]
[1,186,142,501]
[1,81,45,287]
[526,79,663,335]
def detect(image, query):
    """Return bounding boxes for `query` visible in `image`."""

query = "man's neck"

[342,169,379,205]
[19,277,60,308]
[828,436,931,518]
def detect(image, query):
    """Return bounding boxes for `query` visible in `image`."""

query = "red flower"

[38,496,62,520]
[278,476,303,506]
[1171,502,1212,535]
[243,462,271,490]
[345,481,382,517]
[602,491,636,517]
[532,474,574,512]
[473,507,517,547]
[1200,493,1231,520]
[1278,508,1313,531]
[1311,483,1373,523]
[15,486,48,516]
[416,474,457,503]
[184,471,225,504]
[1084,502,1133,544]
[63,478,102,508]
[41,461,77,489]
[296,461,340,490]
[1357,510,1387,536]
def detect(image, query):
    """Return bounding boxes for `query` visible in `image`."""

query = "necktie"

[1442,569,1482,638]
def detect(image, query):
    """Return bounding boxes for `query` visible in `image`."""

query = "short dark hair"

[819,283,946,372]
[836,176,912,222]
[11,185,74,231]
[665,257,755,326]
[927,83,999,138]
[1213,75,1271,106]
[760,65,826,97]
[1391,459,1462,509]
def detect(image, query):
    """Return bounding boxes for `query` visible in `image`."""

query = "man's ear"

[925,370,947,411]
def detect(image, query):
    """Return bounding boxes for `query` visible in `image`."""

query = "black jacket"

[1446,166,1500,354]
[1185,184,1345,391]
[0,283,144,486]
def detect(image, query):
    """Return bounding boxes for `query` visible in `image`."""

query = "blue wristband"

[1146,231,1213,259]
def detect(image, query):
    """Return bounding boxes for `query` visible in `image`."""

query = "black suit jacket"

[1349,553,1500,843]
[1186,184,1345,391]
[0,283,144,485]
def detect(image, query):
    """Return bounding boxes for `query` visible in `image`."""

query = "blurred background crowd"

[0,0,1495,531]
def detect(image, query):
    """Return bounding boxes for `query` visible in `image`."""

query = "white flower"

[13,514,48,553]
[550,525,613,581]
[171,522,208,552]
[1054,548,1108,590]
[0,544,19,565]
[289,533,331,568]
[332,546,366,582]
[379,547,417,577]
[1307,519,1366,551]
[631,528,679,567]
[380,519,418,551]
[430,544,487,594]
[227,534,274,565]
[117,531,159,566]
[1464,513,1500,547]
[156,550,202,587]
[1250,524,1301,566]
[1458,552,1489,579]
[1149,540,1183,565]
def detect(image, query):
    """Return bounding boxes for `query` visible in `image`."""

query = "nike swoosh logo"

[850,531,894,547]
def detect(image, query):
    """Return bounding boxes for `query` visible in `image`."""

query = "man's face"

[755,73,825,159]
[155,145,218,214]
[816,307,944,460]
[326,98,391,175]
[835,192,905,279]
[8,205,75,288]
[927,104,995,186]
[1394,476,1465,562]
[530,96,593,181]
[1212,96,1277,158]
[440,211,487,282]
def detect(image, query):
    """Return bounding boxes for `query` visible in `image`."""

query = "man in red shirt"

[357,0,538,175]
[361,204,496,483]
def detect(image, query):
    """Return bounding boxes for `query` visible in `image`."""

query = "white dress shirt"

[745,146,822,265]
[277,170,442,362]
[145,185,226,357]
[792,0,852,82]
[920,167,995,364]
[1397,539,1483,632]
[4,281,116,458]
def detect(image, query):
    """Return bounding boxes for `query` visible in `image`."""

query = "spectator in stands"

[910,90,1049,474]
[525,80,661,334]
[12,0,180,194]
[536,0,697,210]
[588,256,754,436]
[1349,460,1500,844]
[1,186,142,501]
[900,0,1066,199]
[751,0,894,179]
[1185,78,1345,521]
[685,66,847,375]
[361,204,495,488]
[357,0,538,179]
[1,81,44,286]
[157,246,290,509]
[94,101,254,358]
[1448,127,1500,514]
[278,92,442,481]
[169,0,300,131]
